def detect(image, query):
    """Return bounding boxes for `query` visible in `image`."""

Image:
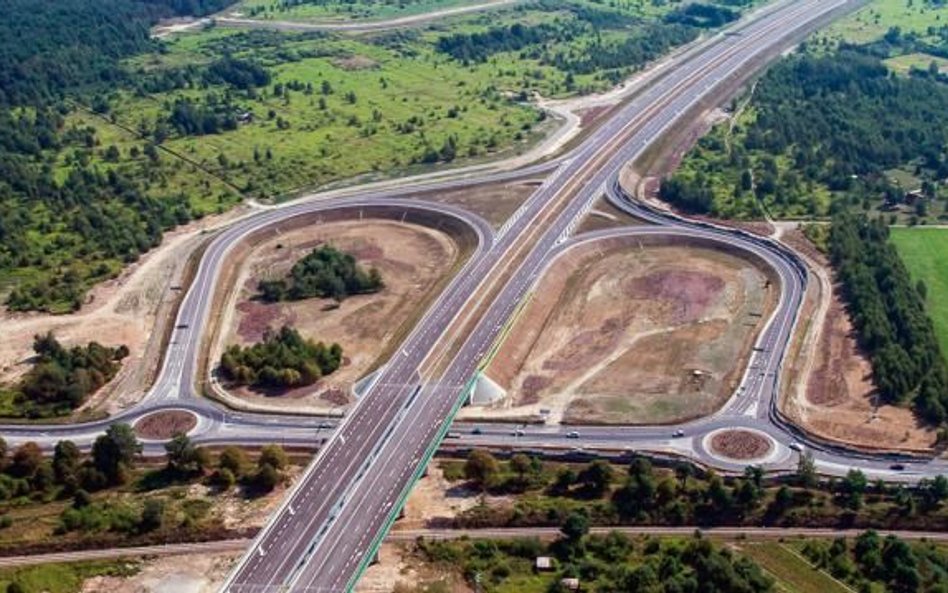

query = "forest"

[0,0,241,313]
[0,334,128,419]
[257,245,383,302]
[661,48,948,219]
[219,325,343,389]
[829,214,948,423]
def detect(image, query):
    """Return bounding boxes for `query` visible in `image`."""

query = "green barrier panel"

[344,373,479,592]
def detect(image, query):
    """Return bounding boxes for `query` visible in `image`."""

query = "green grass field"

[738,542,852,593]
[816,0,948,45]
[891,227,948,357]
[0,560,140,593]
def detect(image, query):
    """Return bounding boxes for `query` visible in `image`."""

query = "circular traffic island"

[709,429,774,462]
[133,410,198,440]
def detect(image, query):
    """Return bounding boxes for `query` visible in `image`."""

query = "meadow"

[891,227,948,358]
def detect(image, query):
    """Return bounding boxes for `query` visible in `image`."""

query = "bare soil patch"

[333,55,378,70]
[710,430,772,461]
[474,238,776,425]
[82,551,240,593]
[218,220,460,411]
[777,231,936,453]
[134,410,198,440]
[396,464,481,530]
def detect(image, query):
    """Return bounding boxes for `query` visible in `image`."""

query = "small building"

[560,577,580,591]
[535,556,554,572]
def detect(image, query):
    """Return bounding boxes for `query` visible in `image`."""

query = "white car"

[789,441,803,452]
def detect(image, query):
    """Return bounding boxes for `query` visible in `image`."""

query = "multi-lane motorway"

[6,0,944,590]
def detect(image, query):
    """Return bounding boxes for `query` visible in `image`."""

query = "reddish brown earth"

[134,410,198,439]
[710,430,772,460]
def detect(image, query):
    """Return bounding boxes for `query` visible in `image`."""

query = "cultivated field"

[480,239,775,425]
[218,219,461,411]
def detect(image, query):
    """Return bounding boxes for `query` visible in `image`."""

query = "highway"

[7,0,944,590]
[224,1,869,591]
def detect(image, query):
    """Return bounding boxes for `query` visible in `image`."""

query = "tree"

[10,442,43,479]
[577,460,613,498]
[219,446,248,477]
[7,582,24,593]
[509,453,531,482]
[254,463,280,492]
[211,467,236,490]
[797,451,818,489]
[165,433,207,474]
[259,444,288,471]
[140,498,164,532]
[92,423,141,485]
[53,440,81,488]
[560,511,589,550]
[464,449,498,491]
[841,469,868,510]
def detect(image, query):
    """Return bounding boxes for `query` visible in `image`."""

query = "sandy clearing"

[396,464,481,531]
[473,240,774,425]
[215,220,460,412]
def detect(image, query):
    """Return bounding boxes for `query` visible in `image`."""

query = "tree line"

[830,214,948,423]
[455,449,948,531]
[219,325,343,389]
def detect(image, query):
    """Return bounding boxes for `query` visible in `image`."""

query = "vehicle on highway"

[566,431,580,439]
[789,441,803,452]
[446,432,462,439]
[512,428,525,437]
[471,427,482,435]
[673,429,685,438]
[890,463,906,471]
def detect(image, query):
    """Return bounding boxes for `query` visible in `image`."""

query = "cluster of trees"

[257,244,383,302]
[830,214,948,423]
[0,425,141,510]
[0,429,288,538]
[167,97,240,136]
[208,443,289,493]
[802,530,948,593]
[435,21,584,64]
[661,49,948,218]
[417,527,773,593]
[456,450,948,530]
[4,334,128,418]
[219,325,343,389]
[665,3,739,28]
